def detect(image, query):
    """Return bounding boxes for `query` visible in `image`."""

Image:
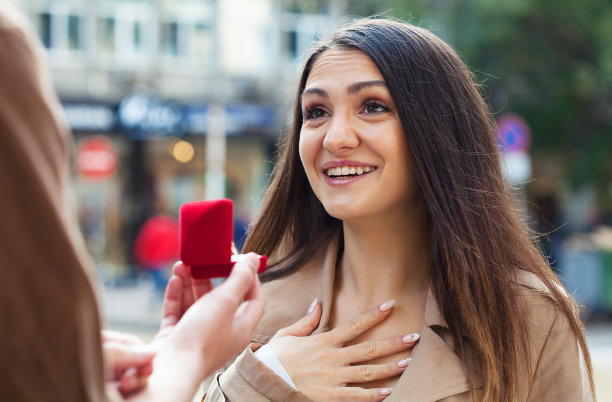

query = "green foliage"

[346,0,612,212]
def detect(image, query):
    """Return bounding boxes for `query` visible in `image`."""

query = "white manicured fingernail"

[308,298,318,314]
[379,388,393,396]
[379,299,396,311]
[397,358,411,368]
[253,255,264,273]
[237,253,258,274]
[402,333,420,343]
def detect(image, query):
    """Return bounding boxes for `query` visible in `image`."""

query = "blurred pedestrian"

[133,214,179,296]
[0,3,264,401]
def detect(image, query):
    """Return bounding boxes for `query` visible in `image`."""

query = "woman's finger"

[137,361,153,377]
[103,342,156,371]
[340,359,410,384]
[229,299,265,351]
[159,275,183,330]
[172,261,197,309]
[191,276,213,300]
[343,333,419,363]
[275,298,321,337]
[101,330,143,345]
[116,367,149,396]
[329,300,395,345]
[232,273,265,338]
[240,264,262,303]
[216,253,259,309]
[330,386,394,401]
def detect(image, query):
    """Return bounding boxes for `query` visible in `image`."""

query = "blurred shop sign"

[186,104,276,135]
[496,113,532,184]
[226,104,276,134]
[118,95,185,140]
[76,136,119,181]
[62,102,116,132]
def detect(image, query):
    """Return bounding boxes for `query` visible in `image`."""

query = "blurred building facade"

[15,0,349,275]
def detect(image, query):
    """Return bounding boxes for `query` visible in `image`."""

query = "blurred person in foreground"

[0,3,264,401]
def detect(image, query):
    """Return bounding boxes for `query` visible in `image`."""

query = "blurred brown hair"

[244,18,594,401]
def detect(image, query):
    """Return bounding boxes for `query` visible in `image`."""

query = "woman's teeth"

[326,166,375,177]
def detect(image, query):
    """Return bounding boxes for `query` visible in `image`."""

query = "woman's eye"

[364,101,388,114]
[304,107,328,120]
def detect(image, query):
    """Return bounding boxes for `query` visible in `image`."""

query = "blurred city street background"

[13,0,612,398]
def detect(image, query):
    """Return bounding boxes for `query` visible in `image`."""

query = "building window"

[96,3,154,67]
[161,20,212,61]
[282,12,333,63]
[133,21,143,52]
[37,12,52,48]
[68,15,81,50]
[99,17,115,53]
[192,23,212,59]
[162,21,179,56]
[285,30,298,59]
[34,10,85,55]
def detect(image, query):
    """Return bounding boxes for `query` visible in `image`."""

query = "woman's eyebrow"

[302,87,328,98]
[301,80,387,100]
[346,80,387,94]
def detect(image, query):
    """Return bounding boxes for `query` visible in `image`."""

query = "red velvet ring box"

[179,199,267,279]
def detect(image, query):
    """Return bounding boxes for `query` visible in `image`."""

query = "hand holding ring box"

[179,199,267,279]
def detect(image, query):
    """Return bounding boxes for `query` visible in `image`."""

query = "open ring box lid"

[179,199,267,279]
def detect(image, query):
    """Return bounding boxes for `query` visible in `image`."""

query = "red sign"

[76,136,119,180]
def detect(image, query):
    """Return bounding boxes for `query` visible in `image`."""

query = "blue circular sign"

[496,113,531,153]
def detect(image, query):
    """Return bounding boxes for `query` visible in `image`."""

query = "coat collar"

[253,235,482,400]
[252,235,341,343]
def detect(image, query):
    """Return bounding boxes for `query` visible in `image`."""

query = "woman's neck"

[329,202,431,390]
[337,202,431,307]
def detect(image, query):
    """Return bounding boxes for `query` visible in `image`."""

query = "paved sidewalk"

[100,280,163,336]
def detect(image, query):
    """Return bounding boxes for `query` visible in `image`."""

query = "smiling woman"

[299,50,420,224]
[203,18,595,402]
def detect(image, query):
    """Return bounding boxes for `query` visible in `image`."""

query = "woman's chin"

[322,204,372,223]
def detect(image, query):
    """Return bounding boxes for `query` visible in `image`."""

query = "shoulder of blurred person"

[0,3,107,401]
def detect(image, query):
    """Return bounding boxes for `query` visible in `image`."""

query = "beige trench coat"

[205,236,592,401]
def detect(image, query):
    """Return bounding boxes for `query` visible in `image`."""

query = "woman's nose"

[322,114,360,153]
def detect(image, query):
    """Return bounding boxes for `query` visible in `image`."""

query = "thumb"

[276,298,321,337]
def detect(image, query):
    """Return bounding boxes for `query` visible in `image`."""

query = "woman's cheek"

[299,131,319,178]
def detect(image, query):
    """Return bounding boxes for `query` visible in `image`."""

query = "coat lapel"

[389,290,482,401]
[251,236,340,343]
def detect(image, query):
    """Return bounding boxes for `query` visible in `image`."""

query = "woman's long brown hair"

[244,19,594,401]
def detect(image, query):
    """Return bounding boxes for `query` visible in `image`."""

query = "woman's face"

[299,49,419,222]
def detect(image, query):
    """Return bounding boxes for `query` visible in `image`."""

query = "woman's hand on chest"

[336,297,425,390]
[267,299,420,401]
